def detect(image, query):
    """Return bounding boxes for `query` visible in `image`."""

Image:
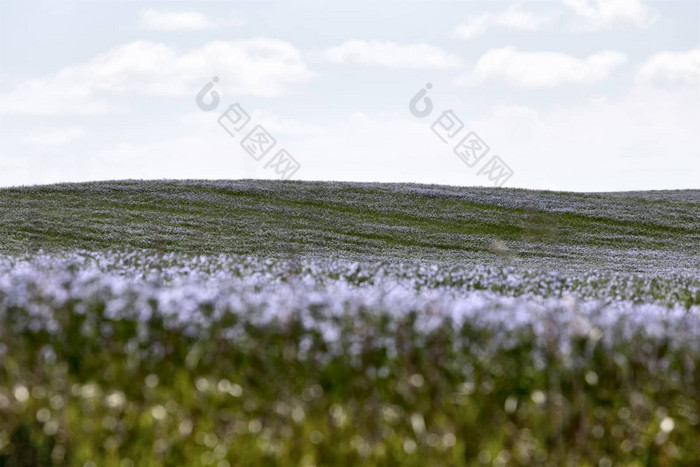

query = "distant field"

[0,180,698,271]
[1,181,699,465]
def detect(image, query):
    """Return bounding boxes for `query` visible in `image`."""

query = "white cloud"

[321,40,462,69]
[138,9,241,31]
[452,5,558,39]
[250,114,323,137]
[71,112,468,186]
[469,84,699,190]
[563,0,656,30]
[0,39,313,115]
[12,83,697,190]
[460,46,627,87]
[22,127,85,146]
[6,75,697,190]
[0,79,112,115]
[636,48,700,87]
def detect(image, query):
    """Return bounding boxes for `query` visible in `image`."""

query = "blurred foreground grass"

[2,304,697,466]
[1,253,698,466]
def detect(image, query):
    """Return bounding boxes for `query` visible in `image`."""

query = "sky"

[0,0,698,191]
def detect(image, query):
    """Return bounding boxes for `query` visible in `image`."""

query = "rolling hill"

[1,180,698,272]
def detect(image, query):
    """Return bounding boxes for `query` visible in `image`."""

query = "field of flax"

[1,181,698,465]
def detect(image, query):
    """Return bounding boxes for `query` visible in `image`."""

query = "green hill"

[1,180,698,272]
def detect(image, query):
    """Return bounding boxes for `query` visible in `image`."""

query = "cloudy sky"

[0,0,698,191]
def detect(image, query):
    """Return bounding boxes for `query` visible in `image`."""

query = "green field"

[1,180,698,271]
[1,180,698,466]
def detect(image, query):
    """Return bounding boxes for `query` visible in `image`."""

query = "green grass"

[1,180,698,271]
[1,180,699,465]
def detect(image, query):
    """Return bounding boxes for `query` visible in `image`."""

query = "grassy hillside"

[1,180,698,272]
[1,180,699,465]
